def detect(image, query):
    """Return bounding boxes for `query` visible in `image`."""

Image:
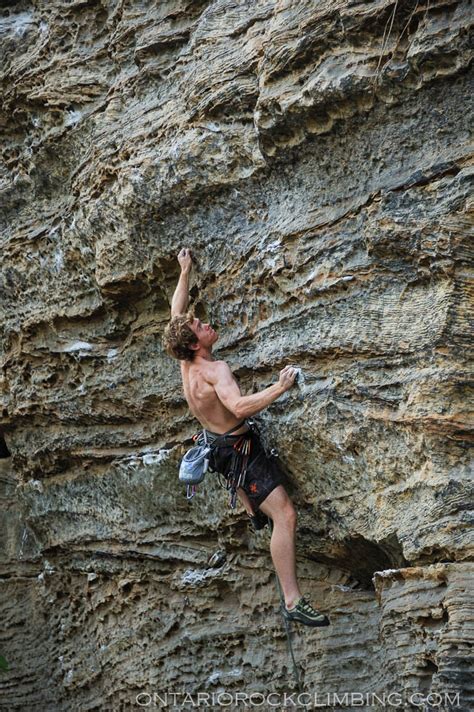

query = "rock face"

[1,0,473,709]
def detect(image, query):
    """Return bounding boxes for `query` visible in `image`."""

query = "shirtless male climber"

[163,248,330,627]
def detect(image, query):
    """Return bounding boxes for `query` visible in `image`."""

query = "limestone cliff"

[0,0,473,710]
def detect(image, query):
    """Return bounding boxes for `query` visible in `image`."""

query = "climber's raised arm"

[210,362,297,420]
[171,248,192,317]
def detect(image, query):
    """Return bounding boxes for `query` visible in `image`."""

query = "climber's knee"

[260,485,297,528]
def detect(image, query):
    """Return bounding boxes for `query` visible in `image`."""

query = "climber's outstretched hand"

[178,248,192,273]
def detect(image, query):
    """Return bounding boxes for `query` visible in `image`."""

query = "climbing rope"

[268,518,304,694]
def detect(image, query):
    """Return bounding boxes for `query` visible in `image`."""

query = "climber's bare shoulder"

[180,359,245,434]
[180,358,232,383]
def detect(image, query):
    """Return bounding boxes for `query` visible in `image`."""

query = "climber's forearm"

[233,383,285,420]
[171,270,190,316]
[213,362,295,418]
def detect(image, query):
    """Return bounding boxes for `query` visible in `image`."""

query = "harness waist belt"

[202,421,249,446]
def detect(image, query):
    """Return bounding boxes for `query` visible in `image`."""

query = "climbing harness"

[179,421,246,500]
[218,418,277,510]
[269,518,304,694]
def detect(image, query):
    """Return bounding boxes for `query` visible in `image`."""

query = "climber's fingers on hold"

[279,366,297,388]
[177,248,193,270]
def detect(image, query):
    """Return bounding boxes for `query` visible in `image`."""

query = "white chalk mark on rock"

[62,341,93,353]
[64,110,83,127]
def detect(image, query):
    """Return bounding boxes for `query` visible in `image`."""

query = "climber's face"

[188,317,218,350]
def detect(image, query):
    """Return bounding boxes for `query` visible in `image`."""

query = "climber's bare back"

[180,360,248,435]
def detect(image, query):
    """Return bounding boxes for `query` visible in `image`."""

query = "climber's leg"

[258,485,301,608]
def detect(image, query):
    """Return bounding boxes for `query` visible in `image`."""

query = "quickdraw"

[226,433,252,509]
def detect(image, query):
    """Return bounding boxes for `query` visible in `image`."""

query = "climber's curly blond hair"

[163,311,198,361]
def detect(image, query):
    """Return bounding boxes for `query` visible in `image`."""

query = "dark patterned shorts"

[208,427,287,511]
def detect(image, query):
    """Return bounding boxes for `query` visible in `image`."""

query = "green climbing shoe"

[282,596,330,627]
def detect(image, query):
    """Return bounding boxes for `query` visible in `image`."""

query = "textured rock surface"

[1,0,473,709]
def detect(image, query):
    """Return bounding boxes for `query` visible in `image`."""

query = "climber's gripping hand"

[178,247,192,274]
[278,365,297,392]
